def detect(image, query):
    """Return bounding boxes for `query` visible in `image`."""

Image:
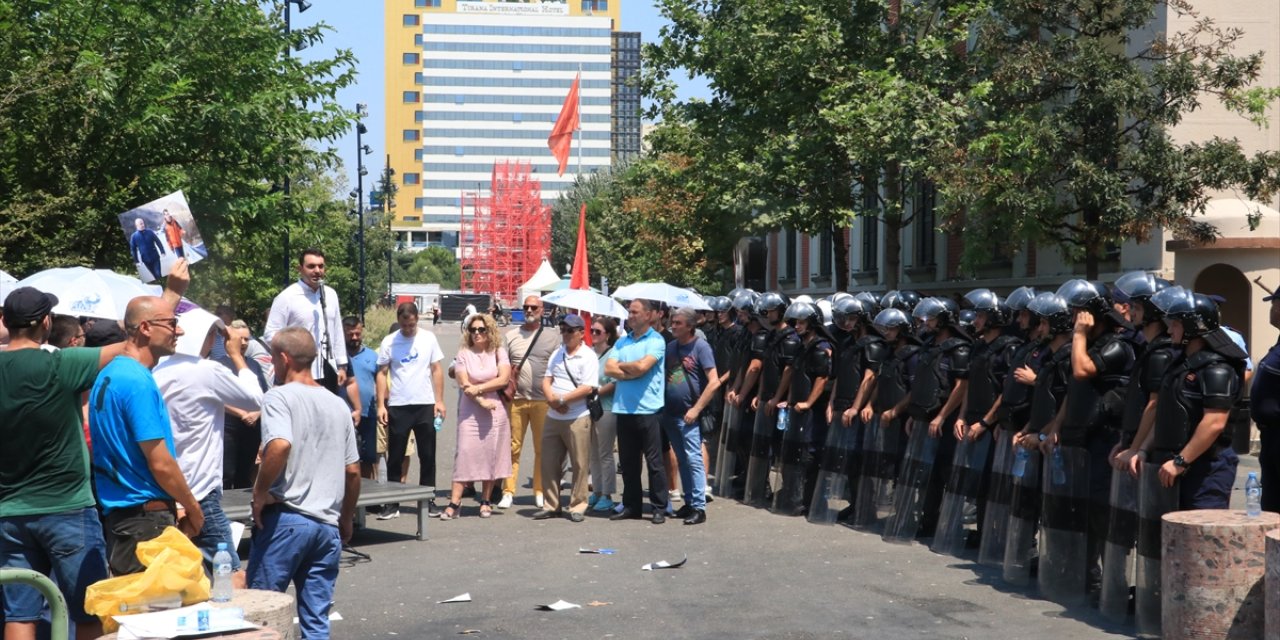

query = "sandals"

[440,502,461,521]
[479,501,493,519]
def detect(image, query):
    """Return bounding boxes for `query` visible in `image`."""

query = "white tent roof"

[521,260,560,292]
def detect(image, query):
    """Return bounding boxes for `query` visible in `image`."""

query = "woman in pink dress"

[443,313,512,519]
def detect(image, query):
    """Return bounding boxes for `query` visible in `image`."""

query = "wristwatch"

[1038,433,1047,442]
[1173,454,1189,469]
[978,418,990,429]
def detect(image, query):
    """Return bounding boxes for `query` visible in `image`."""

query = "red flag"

[570,203,592,344]
[547,73,580,176]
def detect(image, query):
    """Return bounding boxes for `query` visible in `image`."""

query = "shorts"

[356,415,378,464]
[0,507,109,623]
[377,420,415,457]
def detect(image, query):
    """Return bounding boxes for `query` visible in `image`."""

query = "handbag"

[563,349,604,421]
[502,325,543,402]
[680,341,718,437]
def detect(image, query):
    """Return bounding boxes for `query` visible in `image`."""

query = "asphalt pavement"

[313,323,1254,639]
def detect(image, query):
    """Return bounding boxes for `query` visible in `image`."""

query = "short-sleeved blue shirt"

[665,337,717,416]
[89,357,176,513]
[347,345,378,417]
[609,327,666,415]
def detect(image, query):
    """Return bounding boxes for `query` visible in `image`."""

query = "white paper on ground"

[114,603,257,638]
[229,521,246,544]
[537,600,581,611]
[438,593,472,604]
[641,555,688,571]
[292,612,343,624]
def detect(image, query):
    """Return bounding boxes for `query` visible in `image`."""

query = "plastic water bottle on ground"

[1051,446,1067,486]
[212,542,234,603]
[1013,447,1029,478]
[1246,472,1262,517]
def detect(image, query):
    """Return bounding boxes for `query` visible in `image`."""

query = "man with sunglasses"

[89,282,208,576]
[498,296,560,509]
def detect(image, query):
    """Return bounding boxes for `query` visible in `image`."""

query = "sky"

[291,0,710,195]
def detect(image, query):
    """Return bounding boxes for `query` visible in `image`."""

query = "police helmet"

[1005,286,1037,312]
[794,294,814,304]
[853,291,882,316]
[872,308,912,334]
[957,309,978,336]
[1153,287,1220,339]
[755,292,790,325]
[708,295,733,313]
[831,297,866,325]
[784,301,823,328]
[731,289,759,313]
[1028,292,1073,335]
[964,288,1011,326]
[881,289,923,313]
[1056,279,1111,316]
[911,296,955,326]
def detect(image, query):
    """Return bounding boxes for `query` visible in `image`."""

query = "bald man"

[90,288,205,575]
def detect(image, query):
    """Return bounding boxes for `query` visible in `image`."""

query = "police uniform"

[775,334,832,514]
[965,331,1023,541]
[906,333,972,536]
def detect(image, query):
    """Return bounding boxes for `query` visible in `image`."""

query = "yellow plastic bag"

[84,526,212,632]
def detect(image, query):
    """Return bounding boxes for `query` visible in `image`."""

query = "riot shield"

[881,421,938,543]
[713,403,741,498]
[742,405,776,507]
[930,433,992,557]
[808,417,860,524]
[1135,463,1178,638]
[1037,446,1090,606]
[1002,448,1042,586]
[978,430,1015,568]
[1099,467,1139,623]
[851,414,900,530]
[771,409,813,516]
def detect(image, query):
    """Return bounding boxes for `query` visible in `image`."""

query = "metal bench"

[221,479,435,541]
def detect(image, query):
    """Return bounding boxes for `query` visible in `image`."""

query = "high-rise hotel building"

[386,0,637,251]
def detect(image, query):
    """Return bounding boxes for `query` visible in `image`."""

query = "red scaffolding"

[459,160,551,305]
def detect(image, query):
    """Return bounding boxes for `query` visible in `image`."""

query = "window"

[861,179,879,272]
[512,113,522,123]
[403,173,420,185]
[402,14,419,26]
[402,52,420,65]
[454,94,464,105]
[512,61,522,72]
[402,129,420,142]
[415,0,440,6]
[402,91,419,103]
[413,197,427,209]
[454,145,464,156]
[782,229,797,281]
[582,0,608,11]
[915,181,937,267]
[415,34,424,46]
[414,148,424,161]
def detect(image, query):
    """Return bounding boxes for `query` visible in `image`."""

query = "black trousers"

[1263,428,1280,513]
[386,404,437,508]
[616,412,669,512]
[225,417,262,490]
[104,506,176,575]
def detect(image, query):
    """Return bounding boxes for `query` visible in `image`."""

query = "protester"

[48,314,85,349]
[444,313,511,520]
[344,316,380,481]
[499,296,559,509]
[535,314,599,522]
[605,299,670,524]
[589,317,620,512]
[0,286,131,640]
[221,320,270,490]
[663,307,720,525]
[264,249,347,393]
[376,303,446,519]
[249,327,360,640]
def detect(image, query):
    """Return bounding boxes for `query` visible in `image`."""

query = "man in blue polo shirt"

[91,294,205,575]
[604,298,670,524]
[344,316,379,480]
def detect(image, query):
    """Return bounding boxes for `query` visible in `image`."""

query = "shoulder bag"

[681,339,718,438]
[563,347,604,421]
[502,325,543,403]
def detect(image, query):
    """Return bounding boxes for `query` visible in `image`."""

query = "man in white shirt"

[535,314,599,522]
[264,249,347,393]
[376,303,446,519]
[153,308,263,583]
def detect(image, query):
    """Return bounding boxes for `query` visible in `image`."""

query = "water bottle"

[212,542,234,603]
[1051,447,1067,486]
[1013,447,1029,478]
[1246,472,1262,517]
[776,407,790,432]
[433,415,444,432]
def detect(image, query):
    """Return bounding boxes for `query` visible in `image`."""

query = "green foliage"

[0,0,357,317]
[392,246,461,289]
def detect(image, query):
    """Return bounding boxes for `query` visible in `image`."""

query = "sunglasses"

[468,327,487,334]
[523,305,542,311]
[147,317,179,330]
[590,328,604,335]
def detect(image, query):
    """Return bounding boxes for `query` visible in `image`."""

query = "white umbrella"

[540,288,628,319]
[611,282,711,311]
[15,267,161,320]
[0,269,16,303]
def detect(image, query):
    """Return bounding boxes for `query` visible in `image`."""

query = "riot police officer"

[742,292,794,506]
[774,301,833,516]
[722,290,762,497]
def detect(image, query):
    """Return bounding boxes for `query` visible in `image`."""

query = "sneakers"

[568,511,585,523]
[593,496,616,512]
[377,509,401,521]
[588,494,600,508]
[497,492,514,509]
[425,501,440,518]
[534,493,545,508]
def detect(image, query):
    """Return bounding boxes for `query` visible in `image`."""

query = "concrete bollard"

[1162,509,1278,640]
[1267,529,1280,640]
[215,588,296,640]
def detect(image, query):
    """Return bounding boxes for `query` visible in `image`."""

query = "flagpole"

[576,64,582,178]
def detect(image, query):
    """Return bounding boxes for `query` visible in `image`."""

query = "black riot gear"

[881,290,923,313]
[1005,286,1037,312]
[1029,293,1073,335]
[965,288,1012,327]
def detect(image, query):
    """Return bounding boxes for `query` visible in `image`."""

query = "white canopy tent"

[517,260,561,302]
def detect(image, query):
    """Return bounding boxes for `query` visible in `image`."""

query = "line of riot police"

[703,274,1250,637]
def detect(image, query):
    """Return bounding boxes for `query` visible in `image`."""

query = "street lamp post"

[383,155,396,301]
[353,103,372,323]
[282,0,311,285]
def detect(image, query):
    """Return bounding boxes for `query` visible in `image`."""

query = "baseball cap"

[558,314,586,330]
[2,287,58,329]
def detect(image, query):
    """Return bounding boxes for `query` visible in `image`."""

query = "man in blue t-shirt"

[344,316,379,479]
[605,298,670,524]
[91,294,205,575]
[663,308,720,525]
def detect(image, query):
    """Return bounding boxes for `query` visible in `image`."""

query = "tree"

[392,246,461,289]
[0,0,356,307]
[931,0,1280,278]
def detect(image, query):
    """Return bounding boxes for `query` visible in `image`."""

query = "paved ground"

[308,324,1257,639]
